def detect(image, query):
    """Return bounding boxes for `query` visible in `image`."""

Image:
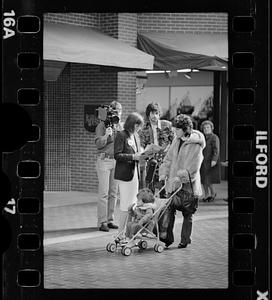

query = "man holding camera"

[95,101,123,232]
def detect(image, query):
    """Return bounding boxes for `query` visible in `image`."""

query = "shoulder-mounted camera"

[96,105,119,128]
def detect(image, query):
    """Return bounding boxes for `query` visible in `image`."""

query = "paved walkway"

[44,182,228,289]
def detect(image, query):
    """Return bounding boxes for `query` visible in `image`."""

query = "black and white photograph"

[43,12,229,289]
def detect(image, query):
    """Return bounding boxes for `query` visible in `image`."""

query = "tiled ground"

[44,217,228,289]
[44,182,228,289]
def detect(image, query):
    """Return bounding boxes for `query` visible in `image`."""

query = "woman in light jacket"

[159,114,205,248]
[114,112,147,238]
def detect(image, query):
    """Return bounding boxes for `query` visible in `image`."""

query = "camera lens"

[112,115,119,124]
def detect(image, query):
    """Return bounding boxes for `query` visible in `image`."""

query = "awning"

[44,21,154,71]
[137,32,228,71]
[43,60,67,81]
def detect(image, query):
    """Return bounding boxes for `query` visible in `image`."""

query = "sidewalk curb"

[44,213,227,246]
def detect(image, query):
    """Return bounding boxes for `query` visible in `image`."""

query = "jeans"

[96,158,118,226]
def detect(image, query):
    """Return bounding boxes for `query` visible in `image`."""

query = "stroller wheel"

[154,243,164,253]
[107,243,117,253]
[122,247,132,256]
[139,240,148,250]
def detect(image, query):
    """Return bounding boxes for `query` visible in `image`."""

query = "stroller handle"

[157,181,167,194]
[153,184,183,219]
[157,178,183,199]
[166,183,183,201]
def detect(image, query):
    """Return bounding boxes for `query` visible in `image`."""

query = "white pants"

[117,166,139,234]
[118,166,139,211]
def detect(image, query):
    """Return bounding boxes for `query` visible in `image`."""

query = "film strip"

[1,1,270,299]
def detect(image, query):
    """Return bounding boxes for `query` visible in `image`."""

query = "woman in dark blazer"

[200,120,221,202]
[114,112,147,237]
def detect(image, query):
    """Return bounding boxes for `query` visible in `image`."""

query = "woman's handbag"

[172,170,198,214]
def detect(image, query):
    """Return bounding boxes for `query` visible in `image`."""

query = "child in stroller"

[106,187,167,256]
[126,188,156,239]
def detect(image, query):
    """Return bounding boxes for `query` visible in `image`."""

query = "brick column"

[117,13,138,119]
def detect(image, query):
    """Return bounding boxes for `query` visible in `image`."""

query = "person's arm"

[138,208,153,226]
[189,131,206,149]
[94,122,113,149]
[211,134,220,164]
[159,139,176,180]
[114,132,135,162]
[176,144,203,183]
[138,128,147,150]
[128,204,136,215]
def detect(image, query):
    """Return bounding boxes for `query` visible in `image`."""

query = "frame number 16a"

[3,10,16,39]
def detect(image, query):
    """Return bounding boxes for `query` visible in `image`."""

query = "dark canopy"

[137,32,228,71]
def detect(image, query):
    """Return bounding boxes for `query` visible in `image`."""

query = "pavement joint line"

[44,213,227,246]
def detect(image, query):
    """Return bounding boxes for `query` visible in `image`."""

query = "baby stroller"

[106,183,183,256]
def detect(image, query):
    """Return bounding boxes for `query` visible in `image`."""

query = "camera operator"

[95,101,123,232]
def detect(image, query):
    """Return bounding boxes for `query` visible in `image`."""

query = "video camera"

[96,105,120,128]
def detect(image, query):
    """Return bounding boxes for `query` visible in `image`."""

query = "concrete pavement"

[44,182,228,289]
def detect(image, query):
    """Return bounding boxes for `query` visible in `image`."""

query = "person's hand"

[105,127,113,137]
[139,153,148,163]
[159,174,167,182]
[170,176,180,185]
[170,176,181,190]
[211,160,217,167]
[133,152,142,161]
[138,220,144,226]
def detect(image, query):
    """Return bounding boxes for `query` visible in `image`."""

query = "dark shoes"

[164,242,172,249]
[178,242,188,248]
[99,222,109,232]
[108,222,118,229]
[99,222,118,231]
[210,193,216,202]
[203,193,217,202]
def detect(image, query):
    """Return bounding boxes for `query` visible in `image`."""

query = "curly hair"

[137,188,155,203]
[172,114,193,131]
[145,102,162,118]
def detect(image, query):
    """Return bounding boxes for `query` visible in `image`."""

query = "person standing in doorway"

[200,120,221,202]
[114,112,147,239]
[95,101,123,232]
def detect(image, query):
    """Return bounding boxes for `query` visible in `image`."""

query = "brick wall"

[44,64,71,191]
[100,13,118,38]
[44,12,227,192]
[138,13,227,34]
[44,13,100,29]
[70,64,118,191]
[118,13,138,46]
[117,13,138,121]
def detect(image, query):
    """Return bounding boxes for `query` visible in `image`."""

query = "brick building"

[43,13,228,192]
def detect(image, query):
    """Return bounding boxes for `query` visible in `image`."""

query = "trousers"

[158,204,193,245]
[96,157,118,226]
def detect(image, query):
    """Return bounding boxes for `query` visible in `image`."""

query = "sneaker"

[108,222,119,229]
[99,222,109,232]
